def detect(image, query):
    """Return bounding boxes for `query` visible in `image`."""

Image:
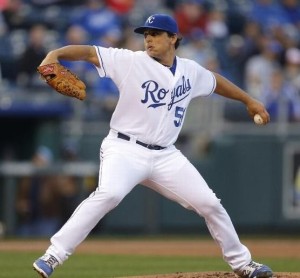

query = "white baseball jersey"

[44,46,251,273]
[94,46,216,147]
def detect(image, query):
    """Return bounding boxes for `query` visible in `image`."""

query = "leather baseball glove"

[37,63,86,100]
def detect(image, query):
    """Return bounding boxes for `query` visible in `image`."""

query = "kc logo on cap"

[134,14,179,34]
[146,16,155,24]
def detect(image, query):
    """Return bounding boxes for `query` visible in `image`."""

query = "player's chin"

[147,48,158,57]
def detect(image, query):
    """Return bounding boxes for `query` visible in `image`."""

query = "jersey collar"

[151,56,177,75]
[168,57,177,75]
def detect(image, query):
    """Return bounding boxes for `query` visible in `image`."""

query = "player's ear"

[167,32,181,49]
[168,32,177,45]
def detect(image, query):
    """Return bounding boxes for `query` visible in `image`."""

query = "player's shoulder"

[96,46,145,61]
[105,47,146,58]
[96,46,133,55]
[177,56,206,70]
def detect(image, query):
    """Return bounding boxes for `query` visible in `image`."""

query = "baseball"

[254,114,264,125]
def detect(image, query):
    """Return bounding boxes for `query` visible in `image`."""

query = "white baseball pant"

[46,129,251,271]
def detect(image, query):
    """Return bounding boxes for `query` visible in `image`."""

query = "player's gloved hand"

[37,63,86,100]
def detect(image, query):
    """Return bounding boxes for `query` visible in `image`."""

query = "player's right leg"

[33,135,150,277]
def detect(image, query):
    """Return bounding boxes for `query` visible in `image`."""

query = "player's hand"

[246,99,270,125]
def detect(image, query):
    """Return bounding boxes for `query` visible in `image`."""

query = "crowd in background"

[14,143,98,237]
[1,0,300,237]
[1,0,300,121]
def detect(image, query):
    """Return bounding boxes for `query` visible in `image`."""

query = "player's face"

[143,29,177,61]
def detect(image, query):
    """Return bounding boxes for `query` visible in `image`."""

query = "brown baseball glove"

[37,63,86,100]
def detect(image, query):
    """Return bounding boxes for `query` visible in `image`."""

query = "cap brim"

[134,26,172,34]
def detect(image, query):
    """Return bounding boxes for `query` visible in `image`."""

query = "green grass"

[0,252,299,278]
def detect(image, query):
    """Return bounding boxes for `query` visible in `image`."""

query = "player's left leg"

[144,146,251,271]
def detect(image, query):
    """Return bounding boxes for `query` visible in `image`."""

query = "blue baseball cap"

[134,14,178,34]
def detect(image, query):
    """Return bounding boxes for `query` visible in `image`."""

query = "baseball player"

[33,14,273,278]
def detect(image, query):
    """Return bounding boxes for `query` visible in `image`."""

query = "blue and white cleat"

[33,254,59,278]
[235,261,273,278]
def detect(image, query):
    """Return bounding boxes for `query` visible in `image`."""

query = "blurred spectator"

[280,0,300,27]
[126,0,168,28]
[55,139,81,223]
[223,34,246,87]
[244,37,282,99]
[261,68,300,122]
[59,24,95,91]
[0,10,7,36]
[241,20,262,60]
[26,0,64,5]
[205,8,229,78]
[86,76,119,121]
[60,138,79,162]
[206,8,228,40]
[70,0,123,47]
[283,47,300,91]
[60,24,90,46]
[2,0,29,30]
[247,0,290,33]
[164,0,180,10]
[16,24,48,88]
[15,146,60,237]
[0,0,8,10]
[105,0,135,15]
[15,144,82,237]
[177,29,216,66]
[120,28,144,51]
[174,0,208,39]
[25,0,82,5]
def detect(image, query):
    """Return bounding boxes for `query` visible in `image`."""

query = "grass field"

[0,251,300,278]
[1,237,300,277]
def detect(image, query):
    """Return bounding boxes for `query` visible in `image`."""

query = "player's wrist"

[40,52,59,66]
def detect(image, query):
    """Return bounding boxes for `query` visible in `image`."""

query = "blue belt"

[117,132,166,150]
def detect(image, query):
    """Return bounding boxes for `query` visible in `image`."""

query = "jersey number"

[174,106,186,127]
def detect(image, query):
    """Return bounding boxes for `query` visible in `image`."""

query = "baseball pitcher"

[33,14,273,278]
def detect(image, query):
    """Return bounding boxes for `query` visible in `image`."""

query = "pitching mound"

[128,272,300,278]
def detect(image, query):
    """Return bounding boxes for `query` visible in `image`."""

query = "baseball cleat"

[33,254,59,278]
[235,260,273,278]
